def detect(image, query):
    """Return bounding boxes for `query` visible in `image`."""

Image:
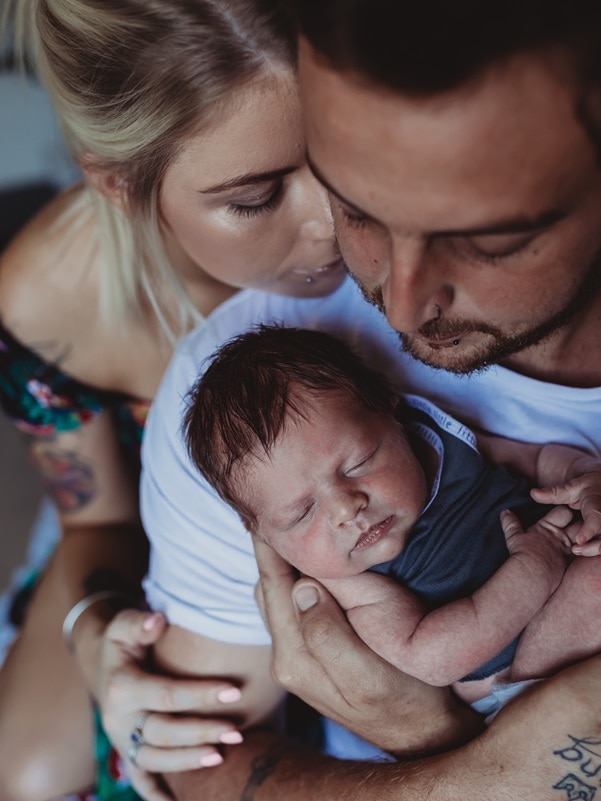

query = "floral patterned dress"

[0,319,147,801]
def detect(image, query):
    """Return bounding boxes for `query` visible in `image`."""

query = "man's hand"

[253,538,482,756]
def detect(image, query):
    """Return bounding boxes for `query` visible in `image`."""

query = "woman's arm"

[0,412,244,801]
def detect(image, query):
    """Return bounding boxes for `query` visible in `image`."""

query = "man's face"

[298,42,601,373]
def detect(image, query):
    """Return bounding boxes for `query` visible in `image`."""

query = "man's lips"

[416,330,485,350]
[352,516,394,551]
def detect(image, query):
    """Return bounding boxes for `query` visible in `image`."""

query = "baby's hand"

[501,506,571,594]
[531,469,601,556]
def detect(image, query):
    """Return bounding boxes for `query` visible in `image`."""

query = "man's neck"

[502,297,601,388]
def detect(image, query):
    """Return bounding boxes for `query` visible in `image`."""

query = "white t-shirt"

[142,279,404,644]
[141,276,601,757]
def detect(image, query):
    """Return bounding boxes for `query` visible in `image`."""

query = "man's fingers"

[291,579,388,683]
[253,537,299,640]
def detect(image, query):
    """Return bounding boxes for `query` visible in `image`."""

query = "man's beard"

[355,250,601,375]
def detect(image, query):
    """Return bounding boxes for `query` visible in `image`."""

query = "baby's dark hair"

[184,325,397,530]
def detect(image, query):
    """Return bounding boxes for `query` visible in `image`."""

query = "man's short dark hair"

[184,325,397,531]
[287,0,601,95]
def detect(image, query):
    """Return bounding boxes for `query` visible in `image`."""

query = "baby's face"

[241,392,428,579]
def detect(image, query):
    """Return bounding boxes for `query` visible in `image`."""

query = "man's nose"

[383,237,453,334]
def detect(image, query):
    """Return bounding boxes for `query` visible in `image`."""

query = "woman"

[0,1,344,799]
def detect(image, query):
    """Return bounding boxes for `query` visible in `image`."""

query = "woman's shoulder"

[0,186,169,397]
[0,185,100,344]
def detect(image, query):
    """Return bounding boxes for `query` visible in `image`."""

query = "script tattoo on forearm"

[240,745,290,801]
[553,736,601,800]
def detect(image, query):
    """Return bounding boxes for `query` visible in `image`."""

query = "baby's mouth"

[352,516,393,551]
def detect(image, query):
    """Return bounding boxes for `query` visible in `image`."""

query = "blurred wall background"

[0,22,80,587]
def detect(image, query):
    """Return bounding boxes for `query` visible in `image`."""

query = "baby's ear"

[79,154,129,209]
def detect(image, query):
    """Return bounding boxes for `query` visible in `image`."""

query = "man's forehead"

[298,38,595,232]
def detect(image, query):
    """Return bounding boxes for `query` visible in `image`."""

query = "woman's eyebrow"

[199,166,296,194]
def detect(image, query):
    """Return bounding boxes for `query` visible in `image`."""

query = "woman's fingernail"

[217,687,242,703]
[201,752,224,767]
[220,731,244,744]
[294,584,319,611]
[142,612,163,631]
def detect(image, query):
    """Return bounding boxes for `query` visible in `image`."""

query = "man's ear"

[79,154,129,209]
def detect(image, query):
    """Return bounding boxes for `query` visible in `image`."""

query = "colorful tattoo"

[554,736,601,800]
[29,441,95,512]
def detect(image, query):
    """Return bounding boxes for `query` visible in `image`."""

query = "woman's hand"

[253,538,482,756]
[92,609,245,801]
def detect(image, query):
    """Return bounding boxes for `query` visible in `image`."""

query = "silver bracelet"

[62,591,134,653]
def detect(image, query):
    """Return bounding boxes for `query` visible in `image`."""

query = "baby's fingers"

[500,508,524,539]
[531,484,575,506]
[576,497,601,543]
[573,537,601,557]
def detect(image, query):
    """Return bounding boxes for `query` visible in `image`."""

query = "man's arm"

[152,621,476,801]
[154,552,601,801]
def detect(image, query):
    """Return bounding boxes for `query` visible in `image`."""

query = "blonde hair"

[6,0,295,336]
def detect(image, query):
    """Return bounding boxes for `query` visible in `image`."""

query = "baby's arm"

[321,506,568,686]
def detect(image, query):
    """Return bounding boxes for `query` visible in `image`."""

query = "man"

[142,3,601,799]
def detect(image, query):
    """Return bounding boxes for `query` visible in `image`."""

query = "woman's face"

[159,71,344,298]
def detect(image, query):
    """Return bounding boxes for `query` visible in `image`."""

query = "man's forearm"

[165,656,601,801]
[165,728,422,801]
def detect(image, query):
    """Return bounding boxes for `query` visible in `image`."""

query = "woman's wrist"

[62,591,136,653]
[63,591,142,695]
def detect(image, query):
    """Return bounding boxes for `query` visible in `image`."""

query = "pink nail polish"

[201,753,224,767]
[142,612,163,631]
[220,731,243,744]
[217,687,241,703]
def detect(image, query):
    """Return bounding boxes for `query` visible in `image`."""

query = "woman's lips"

[352,516,394,551]
[294,257,346,282]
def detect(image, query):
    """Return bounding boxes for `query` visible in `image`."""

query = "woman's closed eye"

[228,181,284,218]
